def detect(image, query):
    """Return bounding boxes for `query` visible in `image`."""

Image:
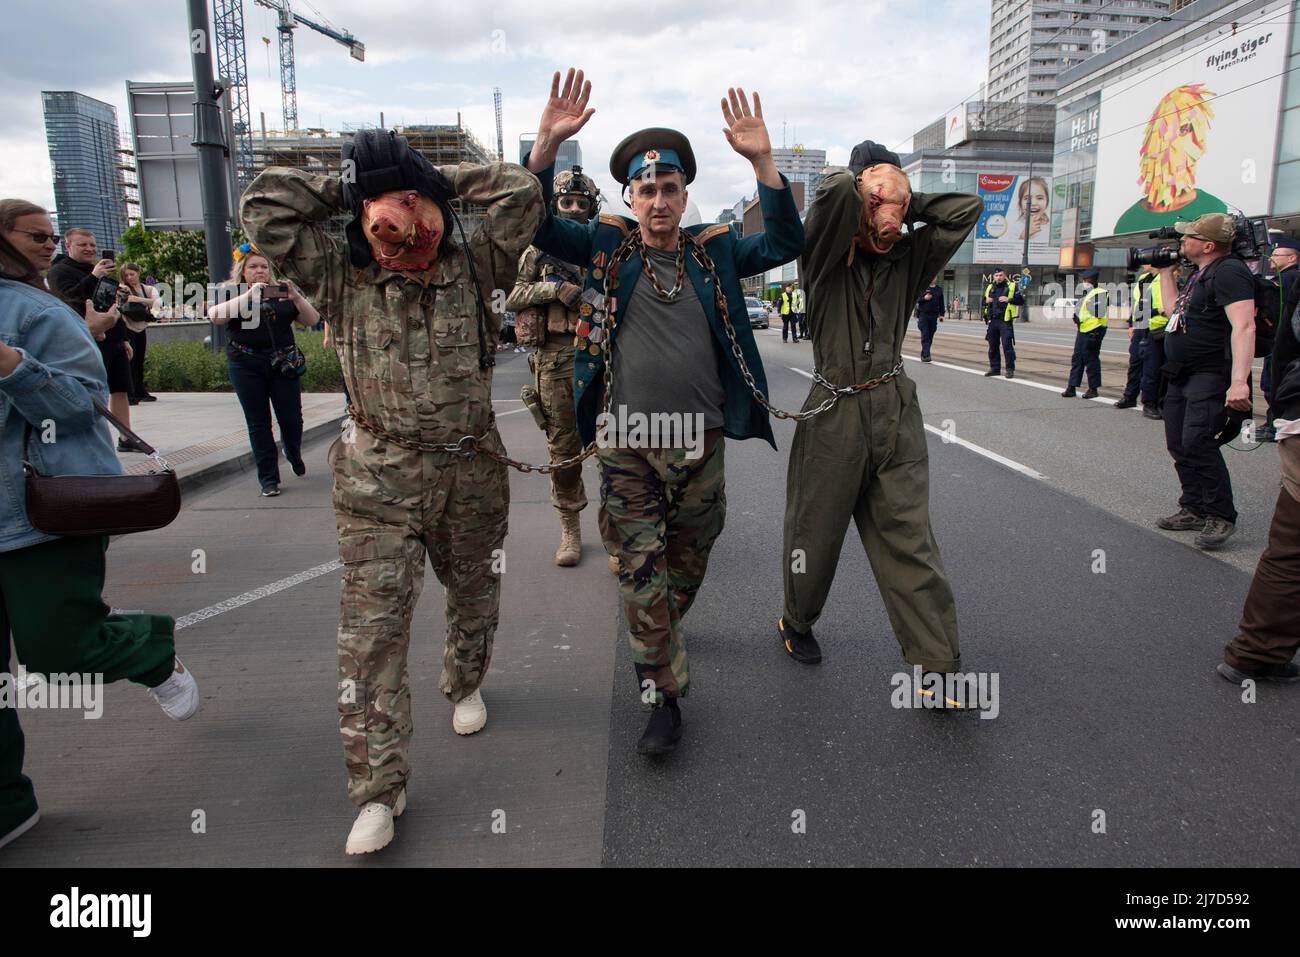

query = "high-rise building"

[986,0,1170,104]
[771,145,827,215]
[519,137,581,172]
[42,91,130,250]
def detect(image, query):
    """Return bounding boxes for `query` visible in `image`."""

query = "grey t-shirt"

[609,245,725,437]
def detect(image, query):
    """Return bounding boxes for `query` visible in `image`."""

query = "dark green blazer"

[528,161,805,449]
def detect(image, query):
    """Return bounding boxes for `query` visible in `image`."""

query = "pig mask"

[857,164,911,255]
[362,190,446,272]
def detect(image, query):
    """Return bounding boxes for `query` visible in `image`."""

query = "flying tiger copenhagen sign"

[1091,20,1288,238]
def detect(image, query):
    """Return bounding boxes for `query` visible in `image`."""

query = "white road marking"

[495,407,531,416]
[786,366,1046,480]
[902,354,1116,405]
[174,560,342,631]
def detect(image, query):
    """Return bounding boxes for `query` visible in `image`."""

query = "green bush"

[143,329,343,393]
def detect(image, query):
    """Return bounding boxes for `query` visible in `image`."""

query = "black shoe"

[1157,507,1206,531]
[1115,397,1137,409]
[778,617,822,665]
[1217,661,1300,684]
[1142,404,1163,420]
[128,397,140,406]
[116,436,150,454]
[1081,388,1099,399]
[290,457,307,477]
[140,394,158,402]
[261,484,281,498]
[1005,370,1015,379]
[637,699,682,756]
[916,671,974,712]
[984,370,999,377]
[921,356,932,362]
[1061,387,1077,398]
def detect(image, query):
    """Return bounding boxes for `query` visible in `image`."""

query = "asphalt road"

[4,327,1295,868]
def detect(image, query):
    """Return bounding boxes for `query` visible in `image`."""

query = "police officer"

[506,166,603,567]
[1062,268,1108,399]
[1260,236,1300,441]
[1116,267,1168,418]
[914,277,944,362]
[242,131,543,855]
[982,267,1020,378]
[780,283,797,341]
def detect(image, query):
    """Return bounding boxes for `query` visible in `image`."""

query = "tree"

[118,223,246,287]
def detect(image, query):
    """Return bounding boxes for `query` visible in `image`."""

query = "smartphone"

[267,282,290,298]
[100,250,115,261]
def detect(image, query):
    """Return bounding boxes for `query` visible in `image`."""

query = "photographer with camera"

[206,243,319,497]
[1152,213,1256,551]
[46,229,145,452]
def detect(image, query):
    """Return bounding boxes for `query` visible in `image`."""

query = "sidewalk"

[115,391,346,493]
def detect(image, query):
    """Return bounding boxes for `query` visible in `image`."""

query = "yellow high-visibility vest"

[1079,287,1109,333]
[1132,272,1168,331]
[984,283,1019,322]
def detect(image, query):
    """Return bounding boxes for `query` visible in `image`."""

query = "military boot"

[637,698,682,755]
[555,511,582,567]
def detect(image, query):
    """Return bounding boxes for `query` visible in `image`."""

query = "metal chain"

[347,225,898,469]
[639,231,687,300]
[684,233,905,421]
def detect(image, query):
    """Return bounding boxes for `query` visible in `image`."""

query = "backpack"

[1198,256,1277,359]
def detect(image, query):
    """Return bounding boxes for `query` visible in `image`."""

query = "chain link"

[684,233,905,420]
[347,226,900,470]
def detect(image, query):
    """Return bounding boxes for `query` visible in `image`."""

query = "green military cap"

[610,128,696,186]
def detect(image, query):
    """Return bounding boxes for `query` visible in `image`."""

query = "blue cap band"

[627,148,683,182]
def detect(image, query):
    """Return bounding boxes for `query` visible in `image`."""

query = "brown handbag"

[22,401,181,537]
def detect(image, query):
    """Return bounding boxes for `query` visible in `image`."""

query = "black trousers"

[1067,327,1106,389]
[227,350,304,490]
[1163,371,1236,523]
[127,327,148,399]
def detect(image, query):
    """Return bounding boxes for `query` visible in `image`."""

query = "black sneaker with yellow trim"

[915,671,975,712]
[778,617,822,665]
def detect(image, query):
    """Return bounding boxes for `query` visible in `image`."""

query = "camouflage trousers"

[328,422,508,807]
[598,431,726,704]
[530,342,586,513]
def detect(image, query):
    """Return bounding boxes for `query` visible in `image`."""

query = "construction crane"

[493,87,504,161]
[253,0,364,132]
[212,0,256,189]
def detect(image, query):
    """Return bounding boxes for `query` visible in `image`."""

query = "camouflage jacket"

[240,163,543,446]
[505,246,585,342]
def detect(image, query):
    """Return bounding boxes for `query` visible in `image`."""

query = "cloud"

[1,0,989,219]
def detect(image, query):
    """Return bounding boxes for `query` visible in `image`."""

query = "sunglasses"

[13,229,58,245]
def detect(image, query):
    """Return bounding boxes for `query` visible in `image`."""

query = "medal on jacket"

[576,319,591,337]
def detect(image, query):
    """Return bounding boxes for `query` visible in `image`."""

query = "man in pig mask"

[241,130,542,855]
[777,140,981,705]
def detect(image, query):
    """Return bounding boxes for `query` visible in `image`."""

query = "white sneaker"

[453,689,487,735]
[147,657,200,720]
[345,789,406,855]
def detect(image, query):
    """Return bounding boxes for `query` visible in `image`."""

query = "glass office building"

[42,91,129,250]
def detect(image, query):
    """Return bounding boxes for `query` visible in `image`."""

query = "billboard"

[974,172,1057,266]
[127,81,238,230]
[1091,20,1288,238]
[945,105,969,149]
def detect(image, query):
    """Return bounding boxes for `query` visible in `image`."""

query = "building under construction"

[246,120,495,234]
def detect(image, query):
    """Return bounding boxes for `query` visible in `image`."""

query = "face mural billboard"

[1092,20,1288,237]
[974,173,1059,265]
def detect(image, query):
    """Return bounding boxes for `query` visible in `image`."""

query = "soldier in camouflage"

[241,130,542,855]
[506,166,614,569]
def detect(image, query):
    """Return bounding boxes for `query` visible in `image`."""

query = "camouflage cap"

[1174,212,1236,244]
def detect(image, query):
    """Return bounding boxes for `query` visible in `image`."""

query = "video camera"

[1126,211,1271,271]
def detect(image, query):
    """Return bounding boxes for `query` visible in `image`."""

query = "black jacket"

[46,253,125,342]
[916,285,945,320]
[1274,268,1300,421]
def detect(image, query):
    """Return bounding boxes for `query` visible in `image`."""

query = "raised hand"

[720,88,771,161]
[533,68,594,168]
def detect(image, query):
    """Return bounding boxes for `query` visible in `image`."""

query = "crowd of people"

[0,65,1296,859]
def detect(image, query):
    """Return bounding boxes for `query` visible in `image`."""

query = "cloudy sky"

[4,0,991,220]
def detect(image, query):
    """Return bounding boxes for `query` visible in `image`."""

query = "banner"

[974,172,1057,266]
[1091,19,1288,238]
